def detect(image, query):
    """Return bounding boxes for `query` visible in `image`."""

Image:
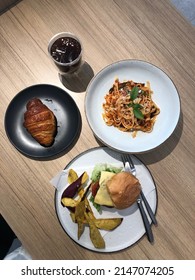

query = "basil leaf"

[131,86,139,100]
[133,103,143,110]
[133,108,144,119]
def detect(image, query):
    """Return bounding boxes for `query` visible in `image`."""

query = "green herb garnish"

[133,107,144,119]
[130,86,139,100]
[127,87,144,119]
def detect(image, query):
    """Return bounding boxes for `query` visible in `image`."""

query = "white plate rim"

[55,146,158,253]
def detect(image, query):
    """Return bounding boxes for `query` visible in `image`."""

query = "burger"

[90,164,141,210]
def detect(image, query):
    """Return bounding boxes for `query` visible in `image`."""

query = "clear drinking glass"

[48,32,83,75]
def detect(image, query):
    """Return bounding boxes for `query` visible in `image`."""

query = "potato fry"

[68,169,78,184]
[94,218,123,230]
[75,186,90,239]
[70,212,76,223]
[69,204,86,238]
[77,221,85,239]
[81,171,89,184]
[62,171,89,199]
[78,187,85,198]
[85,199,96,220]
[85,212,105,249]
[62,170,123,249]
[61,197,78,207]
[75,200,85,222]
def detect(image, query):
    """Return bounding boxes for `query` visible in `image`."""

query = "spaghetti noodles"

[102,79,160,137]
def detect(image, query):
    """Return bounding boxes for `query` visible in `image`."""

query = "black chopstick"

[137,198,154,243]
[140,190,158,225]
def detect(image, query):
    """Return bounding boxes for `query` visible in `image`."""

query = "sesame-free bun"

[106,171,141,209]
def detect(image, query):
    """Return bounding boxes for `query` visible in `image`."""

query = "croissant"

[23,98,57,147]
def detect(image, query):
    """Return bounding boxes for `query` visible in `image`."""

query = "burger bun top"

[106,171,141,209]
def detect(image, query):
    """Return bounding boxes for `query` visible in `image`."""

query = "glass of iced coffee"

[48,32,83,74]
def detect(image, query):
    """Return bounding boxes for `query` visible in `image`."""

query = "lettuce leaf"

[91,163,122,182]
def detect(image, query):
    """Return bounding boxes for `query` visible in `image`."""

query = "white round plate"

[85,60,180,153]
[55,147,157,252]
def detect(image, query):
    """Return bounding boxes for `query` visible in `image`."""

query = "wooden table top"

[0,0,194,260]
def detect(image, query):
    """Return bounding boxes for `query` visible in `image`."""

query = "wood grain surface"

[0,0,194,260]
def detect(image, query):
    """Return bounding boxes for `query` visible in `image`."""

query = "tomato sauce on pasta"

[102,79,160,137]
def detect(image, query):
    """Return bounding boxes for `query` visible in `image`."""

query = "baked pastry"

[23,98,56,146]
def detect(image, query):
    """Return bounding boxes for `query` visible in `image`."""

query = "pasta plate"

[85,60,180,153]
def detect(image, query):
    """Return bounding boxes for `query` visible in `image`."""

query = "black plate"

[4,84,81,160]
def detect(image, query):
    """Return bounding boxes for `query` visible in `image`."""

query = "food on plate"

[107,172,141,209]
[75,186,90,240]
[85,210,105,249]
[61,171,88,200]
[94,218,123,230]
[93,171,115,207]
[91,163,122,182]
[90,163,122,211]
[23,98,57,146]
[67,168,78,184]
[61,168,123,249]
[102,79,160,137]
[90,163,141,210]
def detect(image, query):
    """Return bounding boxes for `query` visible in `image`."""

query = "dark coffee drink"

[48,33,82,74]
[51,37,81,64]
